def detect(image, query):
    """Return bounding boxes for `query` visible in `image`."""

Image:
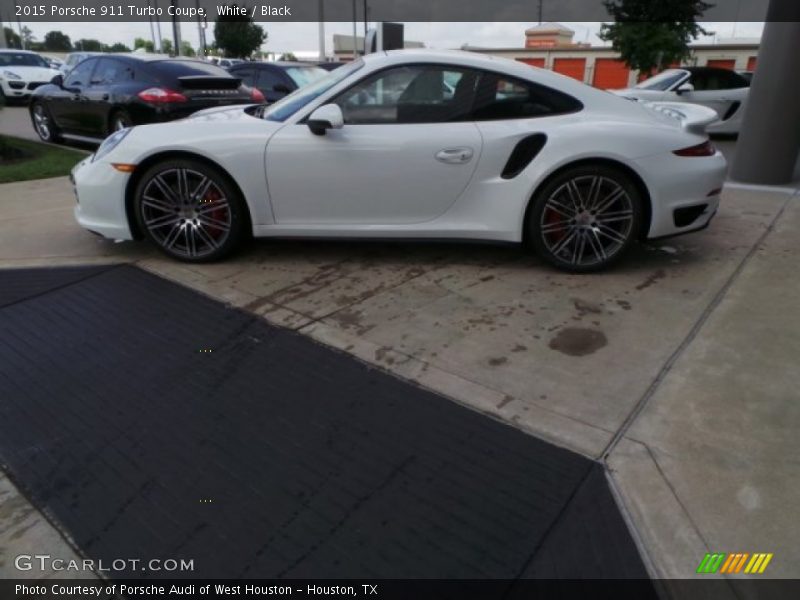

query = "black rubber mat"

[0,265,650,580]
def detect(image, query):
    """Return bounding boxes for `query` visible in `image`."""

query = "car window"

[285,66,328,88]
[65,58,97,87]
[262,59,364,123]
[635,70,688,91]
[471,73,583,120]
[334,65,478,125]
[232,67,256,87]
[257,69,286,91]
[91,58,135,85]
[0,52,49,68]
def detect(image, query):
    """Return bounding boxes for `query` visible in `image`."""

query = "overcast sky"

[10,21,766,58]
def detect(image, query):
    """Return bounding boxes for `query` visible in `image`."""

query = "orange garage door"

[516,58,546,68]
[553,58,586,81]
[593,58,630,89]
[707,59,736,70]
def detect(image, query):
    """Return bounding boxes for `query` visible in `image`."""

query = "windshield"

[635,69,689,91]
[0,52,50,68]
[285,66,328,88]
[263,59,364,122]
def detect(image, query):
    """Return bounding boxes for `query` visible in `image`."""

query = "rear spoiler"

[643,101,720,135]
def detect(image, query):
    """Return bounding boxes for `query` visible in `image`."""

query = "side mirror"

[307,104,344,136]
[273,83,292,94]
[676,83,694,95]
[51,74,64,87]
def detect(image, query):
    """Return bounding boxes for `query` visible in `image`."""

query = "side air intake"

[501,133,548,179]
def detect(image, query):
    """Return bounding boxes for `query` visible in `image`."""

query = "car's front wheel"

[133,159,249,262]
[528,165,642,272]
[31,102,62,143]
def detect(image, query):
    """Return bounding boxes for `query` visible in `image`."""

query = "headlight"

[2,70,22,80]
[93,127,131,162]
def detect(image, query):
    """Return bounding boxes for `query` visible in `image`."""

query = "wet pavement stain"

[616,299,632,310]
[573,299,604,317]
[548,327,608,357]
[635,269,666,291]
[488,356,508,366]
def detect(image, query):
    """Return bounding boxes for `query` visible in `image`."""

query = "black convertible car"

[29,54,264,144]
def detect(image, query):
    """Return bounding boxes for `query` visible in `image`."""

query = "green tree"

[279,52,297,61]
[3,27,21,49]
[105,43,131,53]
[180,41,196,56]
[161,38,174,55]
[43,31,72,52]
[213,4,267,58]
[74,39,103,52]
[599,0,712,74]
[134,37,155,52]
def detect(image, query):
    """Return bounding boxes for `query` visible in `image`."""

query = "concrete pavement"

[0,174,797,585]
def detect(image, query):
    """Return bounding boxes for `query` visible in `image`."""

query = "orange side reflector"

[111,163,136,173]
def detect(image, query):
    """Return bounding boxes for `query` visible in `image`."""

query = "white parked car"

[613,67,751,134]
[71,50,726,272]
[0,50,60,103]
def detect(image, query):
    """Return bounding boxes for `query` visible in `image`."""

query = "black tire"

[30,101,63,143]
[133,158,249,262]
[108,109,133,135]
[528,164,643,273]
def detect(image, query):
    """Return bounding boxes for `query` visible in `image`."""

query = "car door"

[257,67,293,103]
[265,64,483,225]
[83,58,128,136]
[52,57,99,135]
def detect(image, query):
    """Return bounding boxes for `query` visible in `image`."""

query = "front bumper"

[0,80,46,99]
[72,156,135,240]
[635,150,726,239]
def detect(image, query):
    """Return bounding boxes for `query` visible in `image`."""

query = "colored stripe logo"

[697,553,773,574]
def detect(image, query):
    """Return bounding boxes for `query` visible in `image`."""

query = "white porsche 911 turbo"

[71,50,726,272]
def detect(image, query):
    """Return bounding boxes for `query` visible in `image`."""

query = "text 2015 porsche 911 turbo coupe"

[71,50,726,272]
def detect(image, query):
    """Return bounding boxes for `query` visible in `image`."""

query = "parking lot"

[1,105,799,589]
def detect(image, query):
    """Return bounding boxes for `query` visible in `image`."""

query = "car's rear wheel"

[134,159,249,262]
[31,102,62,143]
[528,165,642,272]
[109,109,132,134]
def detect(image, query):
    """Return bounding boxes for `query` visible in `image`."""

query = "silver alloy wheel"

[140,168,232,259]
[32,104,51,140]
[539,175,634,267]
[114,118,127,131]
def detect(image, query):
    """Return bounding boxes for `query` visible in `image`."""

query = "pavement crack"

[601,194,792,460]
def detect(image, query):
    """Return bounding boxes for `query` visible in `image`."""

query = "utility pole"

[363,0,368,37]
[318,0,325,62]
[352,0,358,58]
[197,0,206,57]
[147,0,157,50]
[170,0,182,56]
[538,0,543,25]
[154,0,164,52]
[0,15,6,49]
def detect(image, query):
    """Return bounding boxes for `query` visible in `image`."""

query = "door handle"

[435,147,474,164]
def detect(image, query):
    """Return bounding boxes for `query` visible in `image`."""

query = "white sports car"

[71,50,726,272]
[0,49,60,103]
[613,67,751,135]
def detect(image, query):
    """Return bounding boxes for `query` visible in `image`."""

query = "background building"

[464,23,759,89]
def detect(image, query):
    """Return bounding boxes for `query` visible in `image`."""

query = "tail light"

[673,140,716,157]
[137,87,187,104]
[250,87,265,103]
